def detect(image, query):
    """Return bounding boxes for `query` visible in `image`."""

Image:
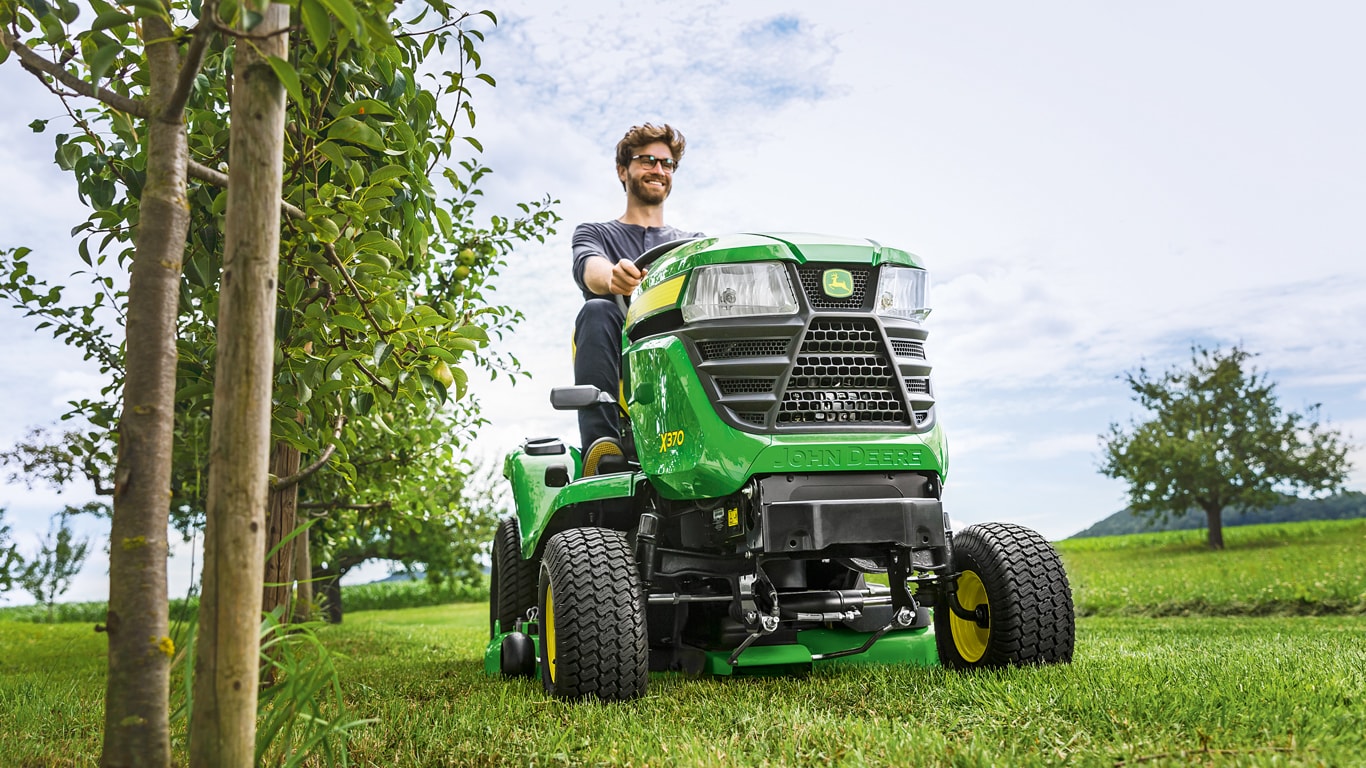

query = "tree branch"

[164,3,221,120]
[323,241,393,339]
[0,28,148,119]
[270,411,346,490]
[188,159,305,219]
[352,358,395,396]
[298,501,392,512]
[395,12,473,39]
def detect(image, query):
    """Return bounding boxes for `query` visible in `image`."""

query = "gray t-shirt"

[572,220,704,300]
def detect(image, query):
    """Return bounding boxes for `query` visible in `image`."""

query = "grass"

[0,577,488,624]
[5,605,1364,767]
[1057,518,1366,617]
[326,607,1366,767]
[5,519,1366,765]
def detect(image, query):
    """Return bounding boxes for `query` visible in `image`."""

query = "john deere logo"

[822,269,854,298]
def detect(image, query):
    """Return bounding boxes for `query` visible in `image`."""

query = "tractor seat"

[582,437,631,476]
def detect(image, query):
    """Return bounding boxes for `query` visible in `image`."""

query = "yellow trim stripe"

[625,274,686,328]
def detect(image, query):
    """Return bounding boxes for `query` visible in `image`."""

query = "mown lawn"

[5,605,1364,767]
[1057,518,1366,616]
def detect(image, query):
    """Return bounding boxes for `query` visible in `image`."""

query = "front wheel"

[935,522,1075,669]
[490,516,537,639]
[538,527,648,700]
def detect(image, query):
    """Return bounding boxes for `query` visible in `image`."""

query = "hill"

[1070,490,1366,538]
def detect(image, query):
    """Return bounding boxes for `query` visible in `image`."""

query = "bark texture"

[189,6,290,766]
[1203,503,1226,550]
[100,15,186,768]
[293,521,313,623]
[263,441,301,623]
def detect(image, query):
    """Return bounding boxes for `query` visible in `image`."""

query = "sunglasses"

[630,154,678,172]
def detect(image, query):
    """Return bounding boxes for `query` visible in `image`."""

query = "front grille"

[891,340,926,359]
[699,338,788,360]
[682,263,934,434]
[717,377,777,395]
[797,266,869,309]
[778,318,909,426]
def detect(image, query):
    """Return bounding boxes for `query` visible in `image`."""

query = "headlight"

[681,262,799,323]
[875,266,931,322]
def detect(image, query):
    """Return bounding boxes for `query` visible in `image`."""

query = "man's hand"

[609,258,647,295]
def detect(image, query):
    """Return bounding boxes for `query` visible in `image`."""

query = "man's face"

[618,140,674,205]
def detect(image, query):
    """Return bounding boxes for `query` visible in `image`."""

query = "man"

[572,123,703,452]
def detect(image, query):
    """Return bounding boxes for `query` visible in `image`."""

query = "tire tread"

[540,527,648,700]
[936,522,1075,668]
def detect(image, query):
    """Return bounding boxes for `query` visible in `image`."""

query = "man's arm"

[582,256,646,296]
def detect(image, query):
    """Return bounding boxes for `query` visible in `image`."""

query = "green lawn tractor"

[485,233,1074,700]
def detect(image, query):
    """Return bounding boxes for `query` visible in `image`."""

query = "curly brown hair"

[614,123,687,169]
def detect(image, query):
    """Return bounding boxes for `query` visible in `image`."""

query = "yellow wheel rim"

[544,583,557,683]
[951,569,990,663]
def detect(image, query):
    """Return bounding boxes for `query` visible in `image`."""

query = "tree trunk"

[189,6,289,767]
[100,15,186,768]
[1203,503,1226,550]
[316,566,343,624]
[262,441,301,624]
[292,519,313,623]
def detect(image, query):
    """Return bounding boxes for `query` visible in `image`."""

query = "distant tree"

[1099,345,1354,549]
[0,509,23,593]
[307,405,506,622]
[17,507,92,616]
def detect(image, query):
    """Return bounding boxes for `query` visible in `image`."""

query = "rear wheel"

[935,522,1074,669]
[489,516,537,638]
[538,527,648,700]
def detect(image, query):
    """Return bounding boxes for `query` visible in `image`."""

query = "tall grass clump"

[341,577,487,612]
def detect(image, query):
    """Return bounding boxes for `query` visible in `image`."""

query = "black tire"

[935,522,1074,669]
[538,527,648,701]
[499,632,537,678]
[489,516,537,639]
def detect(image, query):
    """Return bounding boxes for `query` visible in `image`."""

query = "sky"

[2,1,1364,604]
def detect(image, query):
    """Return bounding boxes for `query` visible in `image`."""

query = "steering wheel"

[615,236,701,312]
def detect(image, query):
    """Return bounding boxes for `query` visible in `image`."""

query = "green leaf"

[332,314,366,332]
[421,345,456,364]
[87,41,121,82]
[316,0,359,34]
[451,365,468,400]
[175,381,214,401]
[125,0,171,21]
[373,340,392,367]
[474,73,496,87]
[89,10,135,31]
[314,140,348,170]
[23,0,53,19]
[312,216,341,243]
[328,117,385,151]
[433,206,452,241]
[368,164,408,184]
[462,136,483,153]
[338,100,394,119]
[28,119,48,133]
[266,56,304,107]
[455,324,489,342]
[300,0,331,50]
[324,351,363,379]
[413,313,449,329]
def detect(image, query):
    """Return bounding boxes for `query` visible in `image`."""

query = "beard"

[628,172,671,205]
